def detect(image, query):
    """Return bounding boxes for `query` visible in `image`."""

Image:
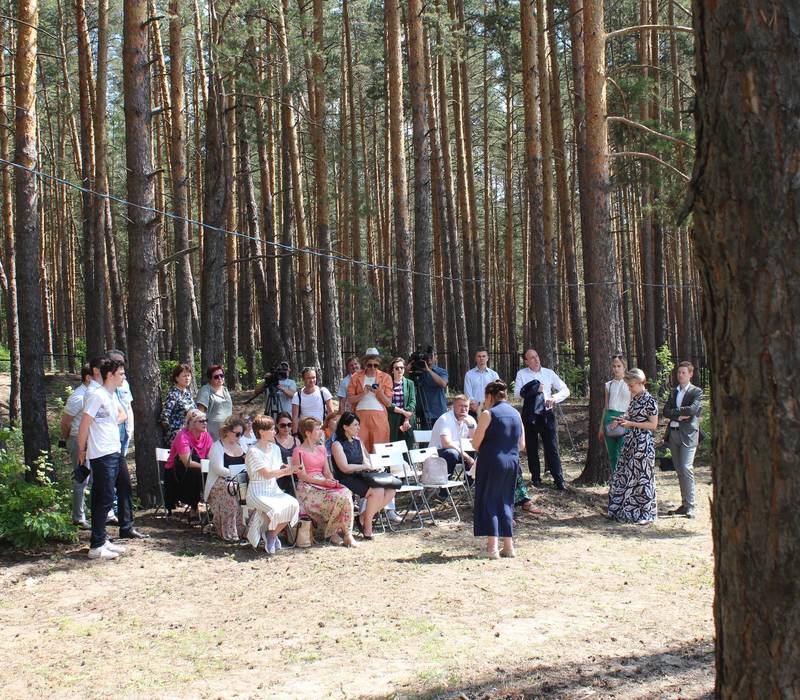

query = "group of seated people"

[162,404,407,552]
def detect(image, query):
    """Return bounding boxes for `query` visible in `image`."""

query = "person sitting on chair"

[244,415,301,554]
[164,408,213,523]
[205,416,247,542]
[429,395,477,478]
[331,412,397,540]
[292,417,357,547]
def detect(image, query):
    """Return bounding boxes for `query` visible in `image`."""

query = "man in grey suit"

[663,361,703,518]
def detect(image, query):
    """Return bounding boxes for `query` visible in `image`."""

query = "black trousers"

[89,452,134,548]
[523,412,564,488]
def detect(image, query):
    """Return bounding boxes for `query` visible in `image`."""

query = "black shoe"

[555,483,568,492]
[668,505,688,516]
[119,528,150,539]
[530,482,544,489]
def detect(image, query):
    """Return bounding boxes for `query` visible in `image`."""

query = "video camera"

[408,346,433,378]
[263,361,290,389]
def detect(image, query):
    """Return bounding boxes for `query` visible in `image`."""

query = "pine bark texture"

[123,0,160,504]
[14,0,50,471]
[690,2,800,696]
[576,0,621,484]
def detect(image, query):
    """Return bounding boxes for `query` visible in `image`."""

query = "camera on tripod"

[408,346,433,378]
[264,361,290,388]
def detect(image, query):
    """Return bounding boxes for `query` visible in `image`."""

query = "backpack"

[420,456,449,485]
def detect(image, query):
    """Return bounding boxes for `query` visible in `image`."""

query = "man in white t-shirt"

[291,367,334,433]
[59,365,93,528]
[77,358,147,560]
[107,349,133,456]
[463,347,500,416]
[513,348,570,490]
[429,395,477,477]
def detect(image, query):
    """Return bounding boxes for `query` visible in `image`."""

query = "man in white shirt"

[107,349,133,457]
[429,395,477,477]
[59,365,93,528]
[291,367,335,433]
[513,348,570,490]
[463,347,500,416]
[77,359,131,560]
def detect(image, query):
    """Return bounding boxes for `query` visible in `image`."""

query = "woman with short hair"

[244,415,301,553]
[607,369,659,524]
[205,416,247,541]
[292,417,357,547]
[196,365,233,440]
[165,408,214,522]
[161,363,196,446]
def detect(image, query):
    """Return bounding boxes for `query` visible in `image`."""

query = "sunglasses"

[366,363,380,368]
[278,422,292,428]
[232,431,243,437]
[194,418,208,424]
[212,373,224,379]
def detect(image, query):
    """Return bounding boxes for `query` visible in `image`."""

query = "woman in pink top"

[292,416,357,547]
[165,408,214,522]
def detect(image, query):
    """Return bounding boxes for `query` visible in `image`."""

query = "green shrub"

[558,344,589,397]
[654,342,676,400]
[0,430,77,549]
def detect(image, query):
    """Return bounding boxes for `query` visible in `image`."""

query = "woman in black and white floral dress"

[607,368,659,524]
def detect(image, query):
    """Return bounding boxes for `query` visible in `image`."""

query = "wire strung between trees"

[0,156,701,291]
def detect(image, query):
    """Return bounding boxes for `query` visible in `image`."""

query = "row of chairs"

[153,430,477,538]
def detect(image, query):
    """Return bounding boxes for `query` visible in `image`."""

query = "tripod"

[411,374,432,430]
[264,385,282,421]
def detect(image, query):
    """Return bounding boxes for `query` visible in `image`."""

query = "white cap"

[364,347,380,358]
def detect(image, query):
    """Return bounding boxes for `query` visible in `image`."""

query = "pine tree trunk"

[311,0,343,387]
[14,0,50,471]
[224,95,239,389]
[200,70,228,369]
[690,2,799,694]
[0,15,21,422]
[408,0,434,351]
[520,0,554,365]
[575,0,622,484]
[386,0,414,355]
[168,0,196,369]
[123,0,161,504]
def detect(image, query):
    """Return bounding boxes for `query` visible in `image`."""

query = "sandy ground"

[0,374,714,699]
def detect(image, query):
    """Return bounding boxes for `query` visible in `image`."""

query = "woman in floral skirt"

[607,368,659,524]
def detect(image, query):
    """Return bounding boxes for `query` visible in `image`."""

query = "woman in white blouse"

[244,414,301,553]
[205,416,247,542]
[599,354,632,474]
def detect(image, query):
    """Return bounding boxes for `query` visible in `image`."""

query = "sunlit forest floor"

[0,375,714,699]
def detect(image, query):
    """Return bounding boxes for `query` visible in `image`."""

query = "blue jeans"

[89,452,134,549]
[438,448,461,477]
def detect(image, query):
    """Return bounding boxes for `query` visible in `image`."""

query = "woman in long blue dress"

[472,380,525,559]
[607,368,660,524]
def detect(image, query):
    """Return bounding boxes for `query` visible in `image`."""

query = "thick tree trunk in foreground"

[123,0,160,504]
[690,2,800,695]
[14,0,50,471]
[575,0,621,484]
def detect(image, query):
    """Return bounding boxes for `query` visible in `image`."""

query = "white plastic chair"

[410,446,468,523]
[413,429,432,447]
[369,450,433,530]
[154,447,170,516]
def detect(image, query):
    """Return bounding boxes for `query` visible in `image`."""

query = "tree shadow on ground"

[393,550,476,565]
[389,638,714,700]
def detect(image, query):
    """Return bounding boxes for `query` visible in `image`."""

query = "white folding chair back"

[413,430,432,447]
[154,448,170,516]
[459,437,475,454]
[373,440,410,456]
[409,446,440,466]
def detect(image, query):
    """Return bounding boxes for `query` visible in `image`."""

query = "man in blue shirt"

[415,352,448,428]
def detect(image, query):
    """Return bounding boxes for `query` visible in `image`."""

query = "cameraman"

[251,361,297,416]
[414,351,448,427]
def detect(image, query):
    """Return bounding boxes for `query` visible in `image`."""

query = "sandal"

[329,534,344,546]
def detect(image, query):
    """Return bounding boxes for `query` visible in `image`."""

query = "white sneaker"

[88,545,119,560]
[104,540,127,554]
[386,510,403,524]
